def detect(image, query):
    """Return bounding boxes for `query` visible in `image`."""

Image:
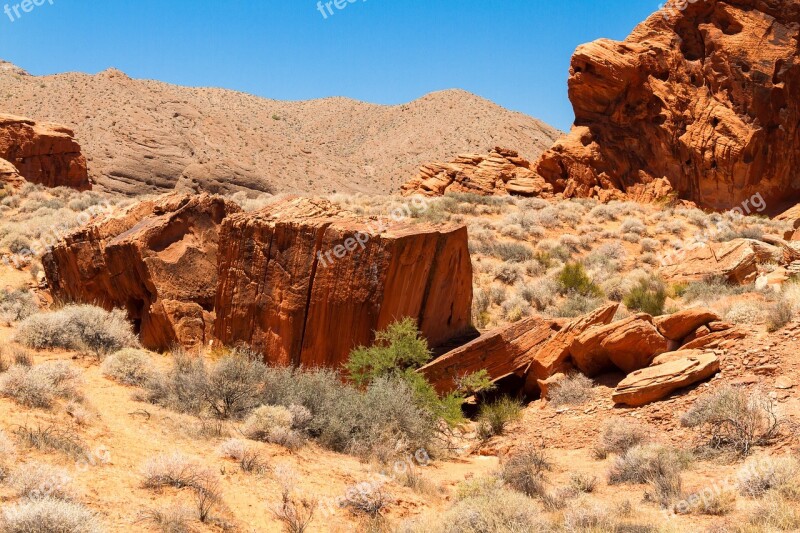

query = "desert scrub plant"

[343,482,390,518]
[568,472,598,494]
[476,397,522,440]
[548,373,595,407]
[0,361,83,408]
[136,505,193,533]
[10,462,74,501]
[15,305,138,356]
[0,430,15,482]
[593,419,649,459]
[489,242,534,263]
[0,288,37,323]
[141,452,205,490]
[738,456,800,499]
[500,444,552,498]
[556,262,602,297]
[767,298,794,332]
[241,405,305,449]
[681,386,780,456]
[100,348,152,386]
[607,444,690,485]
[13,424,89,460]
[0,498,102,533]
[623,275,667,316]
[679,489,737,516]
[741,493,800,531]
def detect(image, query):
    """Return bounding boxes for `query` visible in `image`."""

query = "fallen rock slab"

[681,327,746,351]
[419,316,561,394]
[660,239,781,285]
[655,308,720,341]
[214,196,474,368]
[523,303,618,393]
[613,351,720,407]
[571,314,669,376]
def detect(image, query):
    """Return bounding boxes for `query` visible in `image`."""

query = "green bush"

[556,262,602,297]
[623,276,667,316]
[476,397,522,440]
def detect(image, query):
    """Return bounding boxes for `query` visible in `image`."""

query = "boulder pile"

[0,113,90,190]
[43,194,475,366]
[420,303,738,406]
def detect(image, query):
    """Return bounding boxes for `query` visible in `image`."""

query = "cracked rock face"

[533,0,800,211]
[0,113,90,190]
[213,197,474,368]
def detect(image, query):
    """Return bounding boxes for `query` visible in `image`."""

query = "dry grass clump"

[740,493,800,531]
[500,444,551,498]
[738,456,800,499]
[0,361,83,409]
[0,498,102,533]
[724,301,766,325]
[343,482,390,518]
[476,397,522,440]
[593,419,649,459]
[15,305,138,356]
[14,424,89,460]
[100,348,152,386]
[568,473,598,494]
[10,461,74,501]
[548,373,595,407]
[272,466,317,533]
[0,288,37,323]
[141,453,206,490]
[681,386,780,456]
[607,444,689,485]
[0,430,16,482]
[766,298,794,332]
[678,489,737,516]
[562,501,616,532]
[136,505,193,533]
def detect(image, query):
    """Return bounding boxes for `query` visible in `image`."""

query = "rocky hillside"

[0,61,560,197]
[531,0,800,212]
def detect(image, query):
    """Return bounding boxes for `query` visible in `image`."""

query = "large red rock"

[43,194,240,350]
[655,308,721,341]
[660,239,781,284]
[531,1,800,210]
[401,147,554,198]
[523,303,619,393]
[0,113,90,190]
[418,316,562,394]
[213,197,474,368]
[570,314,670,376]
[613,351,720,407]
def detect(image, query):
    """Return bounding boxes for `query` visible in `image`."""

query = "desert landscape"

[1,0,800,532]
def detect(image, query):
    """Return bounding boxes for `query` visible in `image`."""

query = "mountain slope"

[0,62,560,195]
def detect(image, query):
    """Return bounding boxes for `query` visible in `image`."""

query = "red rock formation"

[418,316,562,394]
[532,0,800,210]
[213,197,474,368]
[401,147,554,198]
[0,113,90,190]
[43,194,240,350]
[0,158,25,190]
[654,308,721,341]
[660,238,782,284]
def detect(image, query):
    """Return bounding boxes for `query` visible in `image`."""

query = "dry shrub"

[343,482,390,518]
[272,466,317,533]
[15,305,138,356]
[608,444,689,485]
[0,361,83,409]
[0,498,102,533]
[569,472,598,494]
[14,425,89,460]
[141,453,205,490]
[548,373,594,407]
[500,444,551,498]
[742,493,800,531]
[738,456,800,499]
[0,288,37,323]
[593,419,648,459]
[136,505,193,533]
[100,348,151,386]
[10,462,74,501]
[217,439,266,474]
[681,386,780,456]
[679,489,737,516]
[562,502,615,532]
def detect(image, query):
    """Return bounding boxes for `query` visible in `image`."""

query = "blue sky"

[0,1,656,131]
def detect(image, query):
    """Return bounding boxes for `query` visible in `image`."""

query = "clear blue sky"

[0,0,656,131]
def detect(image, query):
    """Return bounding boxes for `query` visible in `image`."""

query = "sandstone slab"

[660,239,781,285]
[655,308,720,341]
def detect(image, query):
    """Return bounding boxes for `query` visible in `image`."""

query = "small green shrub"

[556,262,602,297]
[476,397,522,440]
[623,276,667,316]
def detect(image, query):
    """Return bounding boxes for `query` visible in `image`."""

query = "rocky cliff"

[0,113,90,190]
[533,0,800,211]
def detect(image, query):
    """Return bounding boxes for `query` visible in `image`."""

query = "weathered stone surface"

[43,194,240,350]
[571,314,670,376]
[613,351,720,407]
[660,239,782,284]
[655,308,720,341]
[402,147,554,198]
[681,327,746,350]
[523,303,618,393]
[214,197,474,368]
[531,0,800,210]
[0,113,89,190]
[419,316,562,394]
[0,158,25,189]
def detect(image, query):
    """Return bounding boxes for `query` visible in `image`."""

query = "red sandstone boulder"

[0,113,90,190]
[613,351,720,407]
[531,1,800,210]
[655,308,720,341]
[523,303,618,393]
[680,326,745,351]
[0,158,25,190]
[213,197,474,368]
[43,194,240,350]
[401,147,553,198]
[660,239,781,285]
[570,314,669,376]
[419,316,562,394]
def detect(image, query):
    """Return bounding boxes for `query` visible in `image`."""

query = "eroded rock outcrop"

[660,239,782,284]
[213,197,474,368]
[532,0,800,210]
[43,194,240,350]
[402,147,554,198]
[0,113,90,190]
